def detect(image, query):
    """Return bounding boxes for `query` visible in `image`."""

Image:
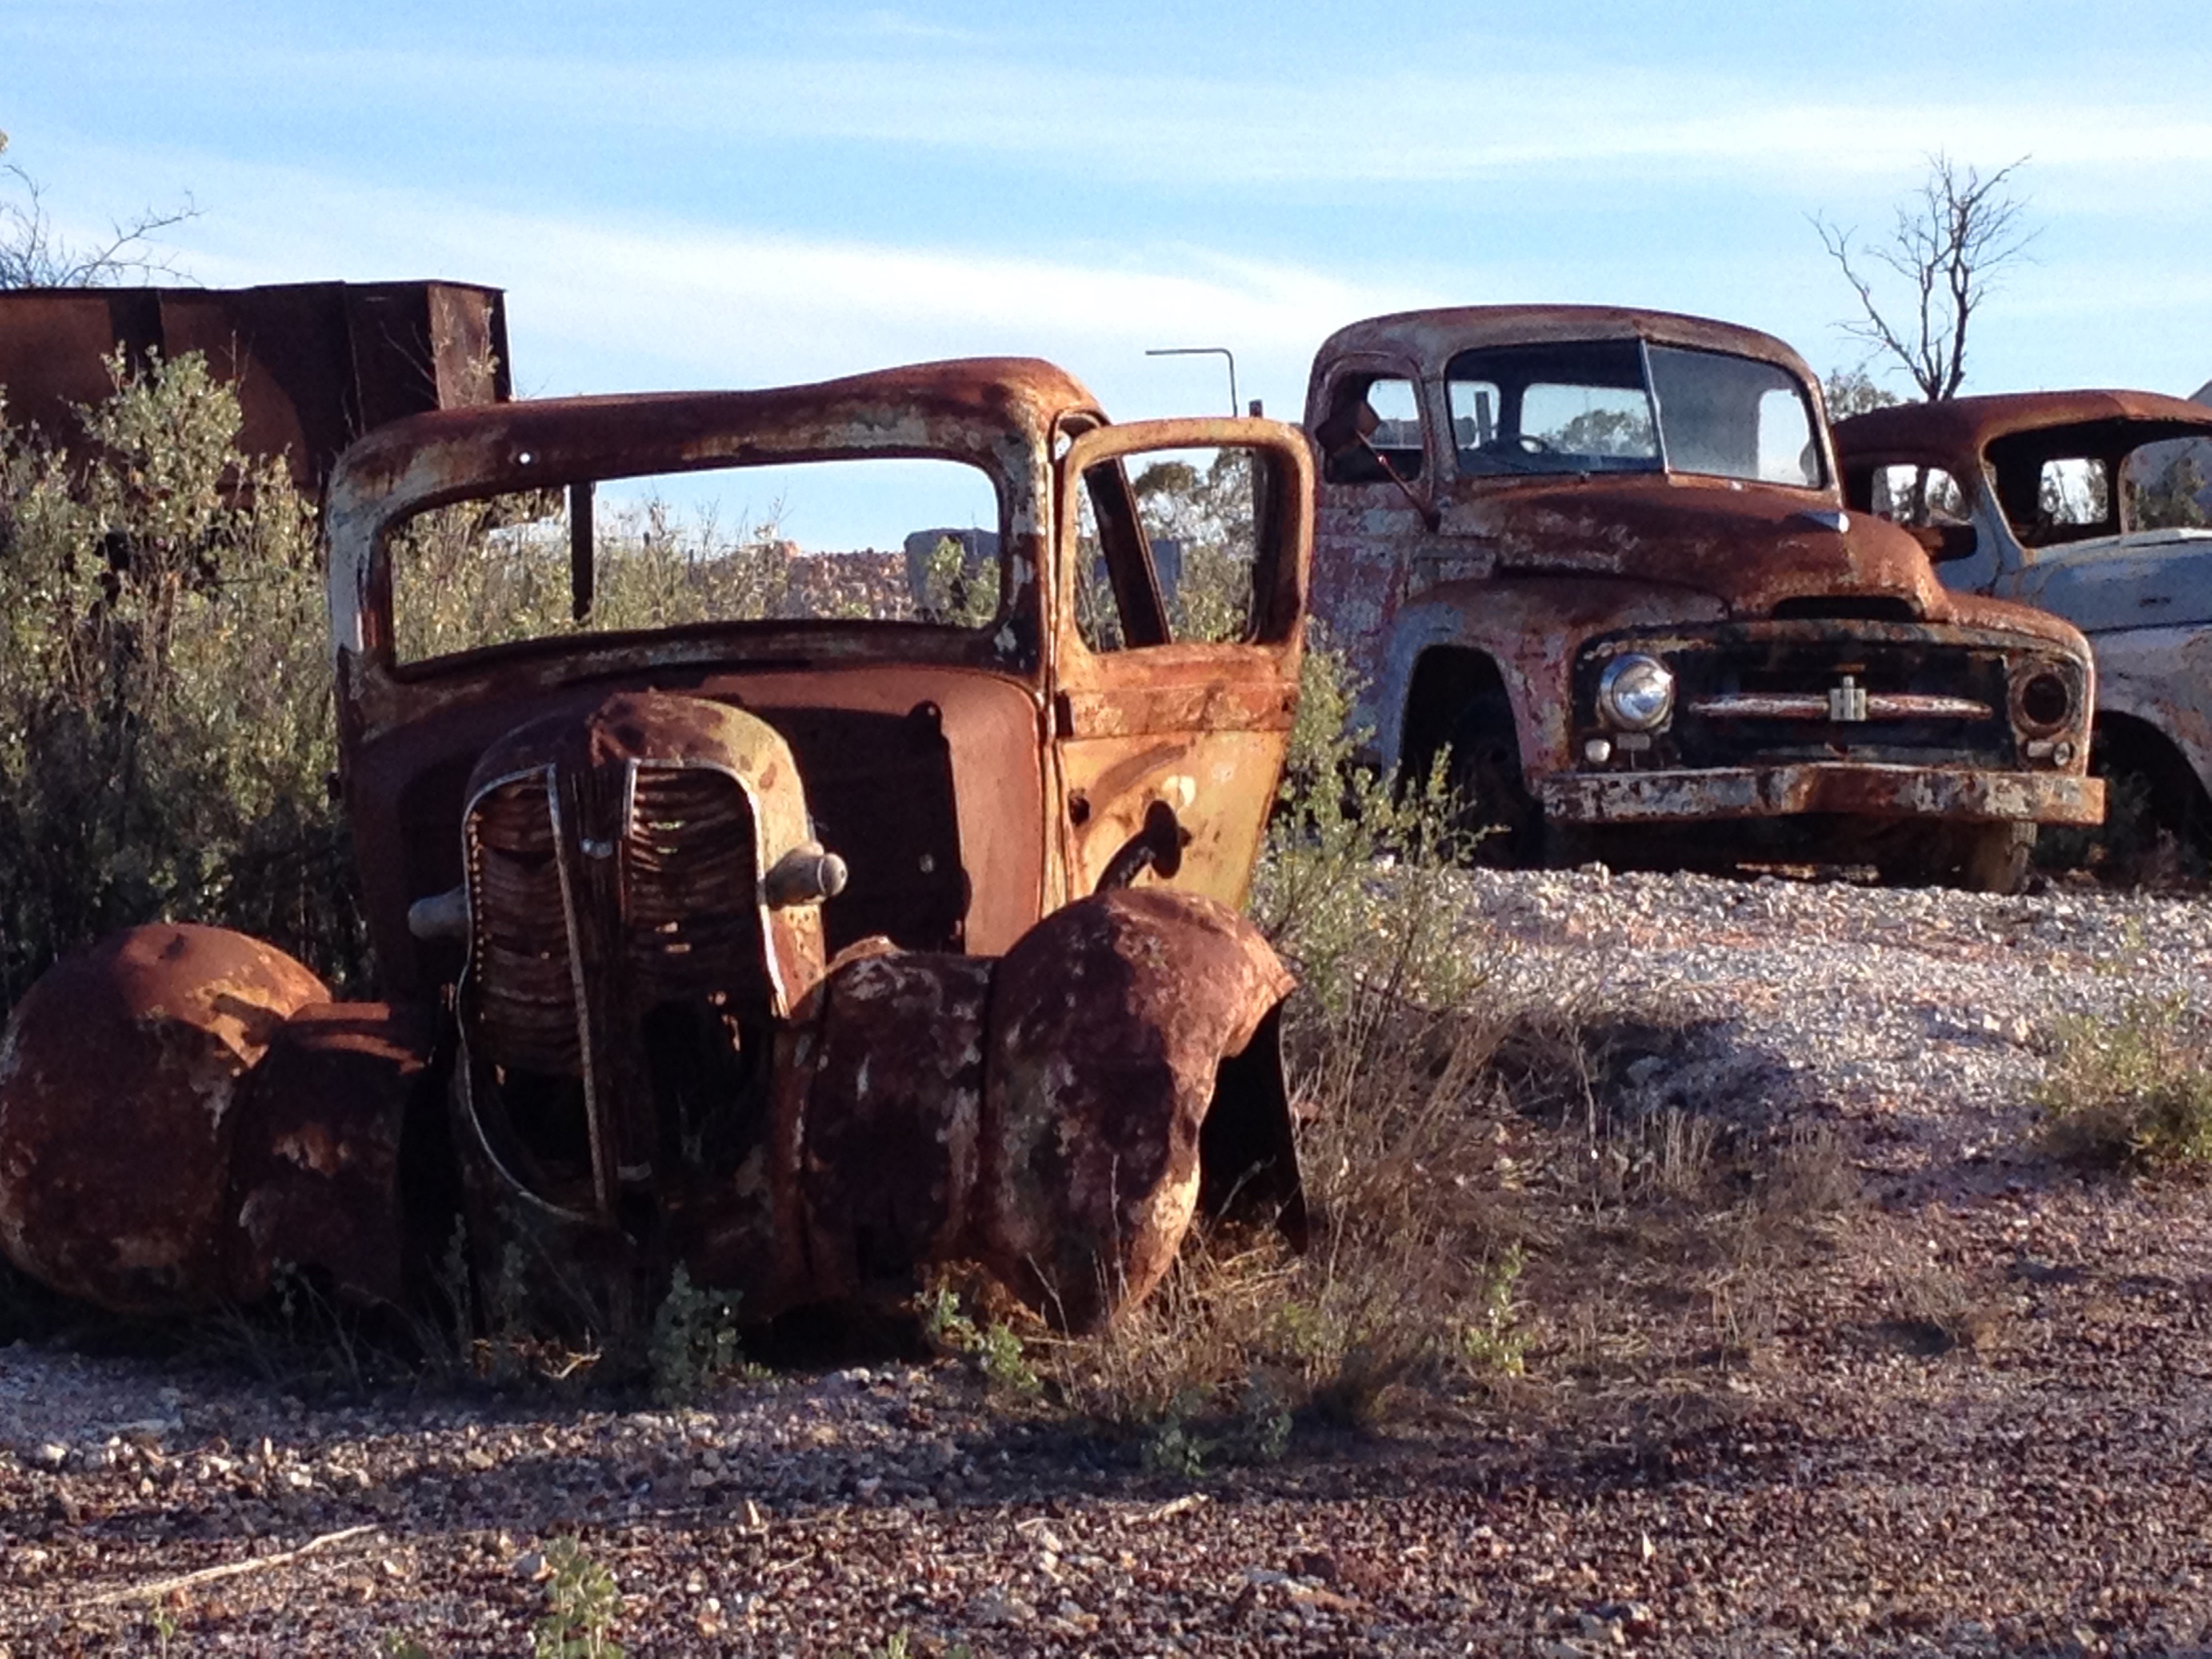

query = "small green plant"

[920,1283,1039,1396]
[382,1637,434,1659]
[1249,646,1491,1017]
[975,1319,1040,1396]
[148,1604,179,1656]
[533,1536,624,1659]
[648,1264,747,1404]
[1452,1246,1528,1377]
[2038,996,2212,1171]
[1140,1394,1211,1479]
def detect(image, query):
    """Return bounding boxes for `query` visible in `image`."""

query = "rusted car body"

[1305,306,2102,887]
[0,359,1314,1334]
[0,281,509,490]
[1835,390,2212,857]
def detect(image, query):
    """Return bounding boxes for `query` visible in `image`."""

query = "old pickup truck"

[0,358,1314,1334]
[1834,390,2212,867]
[1304,305,2103,889]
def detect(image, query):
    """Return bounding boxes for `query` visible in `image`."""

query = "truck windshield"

[386,456,1004,665]
[1447,340,1822,488]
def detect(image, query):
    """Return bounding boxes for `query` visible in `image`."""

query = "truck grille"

[1580,630,2029,770]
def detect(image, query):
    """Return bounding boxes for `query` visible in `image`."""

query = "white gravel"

[1452,865,2212,1159]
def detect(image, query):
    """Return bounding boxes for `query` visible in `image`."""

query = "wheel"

[1877,822,2034,894]
[1957,823,2036,894]
[1444,692,1544,865]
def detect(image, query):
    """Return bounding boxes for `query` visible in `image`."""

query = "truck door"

[1050,419,1313,909]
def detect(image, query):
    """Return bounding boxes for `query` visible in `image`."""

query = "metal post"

[1145,347,1239,417]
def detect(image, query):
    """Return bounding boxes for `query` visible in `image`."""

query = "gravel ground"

[5,866,2212,1656]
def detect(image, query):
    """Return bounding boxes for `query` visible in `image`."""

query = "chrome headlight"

[1597,653,1675,732]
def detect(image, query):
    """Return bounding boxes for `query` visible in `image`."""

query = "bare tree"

[1814,155,2035,402]
[0,131,199,289]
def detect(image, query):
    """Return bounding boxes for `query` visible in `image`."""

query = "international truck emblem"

[1828,674,1868,722]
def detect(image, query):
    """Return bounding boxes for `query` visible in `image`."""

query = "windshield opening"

[1446,340,1823,487]
[386,457,1004,666]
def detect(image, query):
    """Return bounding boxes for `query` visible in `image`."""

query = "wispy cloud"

[142,157,1437,414]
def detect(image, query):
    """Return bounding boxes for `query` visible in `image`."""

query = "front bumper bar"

[1536,762,2103,827]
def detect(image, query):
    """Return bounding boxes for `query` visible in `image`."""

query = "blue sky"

[6,0,2210,434]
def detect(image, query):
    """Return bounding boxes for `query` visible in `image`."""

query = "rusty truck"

[1303,305,2103,890]
[1835,390,2212,869]
[0,358,1315,1334]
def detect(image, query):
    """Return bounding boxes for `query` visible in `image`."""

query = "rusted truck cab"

[1306,306,2102,888]
[1835,392,2212,861]
[0,359,1315,1333]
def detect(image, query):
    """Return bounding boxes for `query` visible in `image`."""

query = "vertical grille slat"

[468,775,581,1074]
[624,768,761,1007]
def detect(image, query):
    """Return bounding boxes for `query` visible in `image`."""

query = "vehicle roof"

[1310,305,1814,383]
[1834,390,2212,460]
[327,356,1103,527]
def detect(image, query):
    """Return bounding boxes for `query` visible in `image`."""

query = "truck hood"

[1437,474,1954,621]
[2013,528,2212,635]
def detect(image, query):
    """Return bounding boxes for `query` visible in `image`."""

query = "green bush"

[0,351,360,1008]
[2038,996,2212,1171]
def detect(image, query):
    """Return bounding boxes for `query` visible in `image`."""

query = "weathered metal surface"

[228,1002,436,1307]
[1,359,1315,1331]
[0,281,508,491]
[787,951,992,1305]
[1537,763,2102,825]
[979,887,1296,1331]
[0,925,328,1312]
[1304,304,2105,872]
[1836,390,2212,848]
[1835,389,2212,464]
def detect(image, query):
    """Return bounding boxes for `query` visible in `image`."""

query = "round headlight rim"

[2009,663,2076,738]
[1597,652,1677,733]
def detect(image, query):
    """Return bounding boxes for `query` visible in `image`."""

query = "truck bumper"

[1536,763,2103,827]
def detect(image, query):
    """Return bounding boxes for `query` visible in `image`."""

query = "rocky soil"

[6,866,2212,1656]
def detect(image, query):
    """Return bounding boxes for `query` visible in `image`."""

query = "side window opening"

[2121,438,2212,531]
[1317,375,1425,485]
[2009,456,2114,544]
[1866,464,1971,527]
[1076,445,1283,651]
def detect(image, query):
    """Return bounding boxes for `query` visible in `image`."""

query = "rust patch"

[0,924,328,1313]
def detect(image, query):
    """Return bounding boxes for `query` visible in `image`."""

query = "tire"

[1443,691,1544,865]
[1957,822,2036,895]
[1878,821,2035,894]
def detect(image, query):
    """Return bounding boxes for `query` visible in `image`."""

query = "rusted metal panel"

[1304,304,2105,874]
[0,925,329,1312]
[1836,390,2212,462]
[0,357,1315,1331]
[978,888,1296,1331]
[1537,763,2102,825]
[228,1002,436,1307]
[0,281,509,491]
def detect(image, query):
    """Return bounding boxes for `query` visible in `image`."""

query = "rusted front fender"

[0,924,329,1312]
[228,1002,439,1308]
[978,887,1298,1331]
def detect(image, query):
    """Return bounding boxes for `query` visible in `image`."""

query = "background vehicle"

[1304,304,2102,890]
[1837,390,2212,869]
[0,359,1314,1335]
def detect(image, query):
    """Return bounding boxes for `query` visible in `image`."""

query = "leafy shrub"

[647,1265,750,1404]
[0,351,359,1008]
[2038,996,2212,1171]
